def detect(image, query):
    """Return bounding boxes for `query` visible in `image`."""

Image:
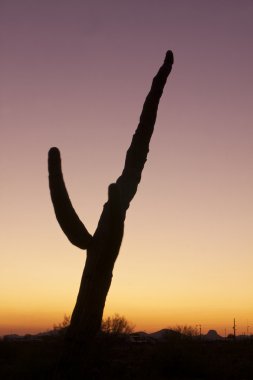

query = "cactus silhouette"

[48,50,174,377]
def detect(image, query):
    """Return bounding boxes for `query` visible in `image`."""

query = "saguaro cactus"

[48,51,174,376]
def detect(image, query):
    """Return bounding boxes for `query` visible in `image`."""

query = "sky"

[1,0,253,337]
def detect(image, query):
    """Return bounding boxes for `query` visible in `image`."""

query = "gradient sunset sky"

[1,0,253,336]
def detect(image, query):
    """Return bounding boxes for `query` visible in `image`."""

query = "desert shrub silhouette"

[101,313,134,335]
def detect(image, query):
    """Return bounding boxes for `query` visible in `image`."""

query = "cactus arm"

[48,147,93,250]
[116,50,174,211]
[91,52,174,262]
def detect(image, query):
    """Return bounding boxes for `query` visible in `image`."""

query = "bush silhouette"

[101,313,134,335]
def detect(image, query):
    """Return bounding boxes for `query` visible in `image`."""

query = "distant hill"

[202,330,224,341]
[149,329,180,340]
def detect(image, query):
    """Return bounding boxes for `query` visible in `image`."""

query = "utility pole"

[233,318,236,340]
[247,321,250,337]
[196,324,202,339]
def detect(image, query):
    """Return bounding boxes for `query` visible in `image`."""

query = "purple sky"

[1,0,253,335]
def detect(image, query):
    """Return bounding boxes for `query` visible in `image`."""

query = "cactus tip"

[49,147,61,159]
[164,50,174,66]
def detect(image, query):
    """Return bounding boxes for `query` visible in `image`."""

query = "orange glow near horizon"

[1,305,252,337]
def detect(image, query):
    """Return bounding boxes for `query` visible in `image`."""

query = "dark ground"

[0,334,253,379]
